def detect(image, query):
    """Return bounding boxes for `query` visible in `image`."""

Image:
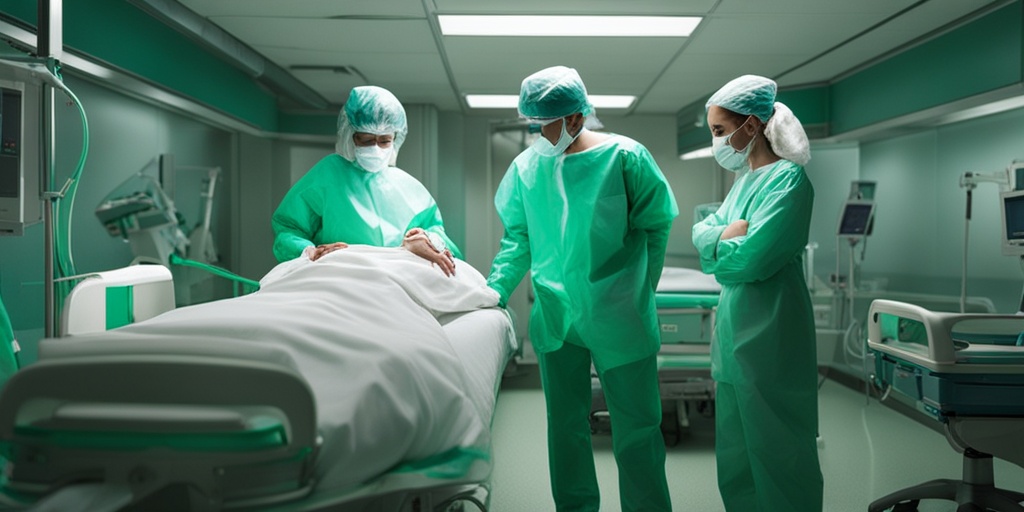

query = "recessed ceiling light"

[465,95,520,109]
[439,15,701,37]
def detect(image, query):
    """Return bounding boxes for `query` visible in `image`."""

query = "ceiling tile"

[777,0,1000,85]
[180,0,426,18]
[256,46,452,107]
[685,14,887,56]
[639,53,795,113]
[210,17,437,55]
[712,0,917,15]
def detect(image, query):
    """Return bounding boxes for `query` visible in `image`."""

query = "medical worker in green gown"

[0,296,18,389]
[487,66,678,512]
[272,86,459,275]
[692,75,822,512]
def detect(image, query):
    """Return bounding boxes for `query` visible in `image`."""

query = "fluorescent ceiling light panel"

[680,147,713,160]
[466,95,636,109]
[465,95,519,108]
[591,95,635,108]
[438,15,701,37]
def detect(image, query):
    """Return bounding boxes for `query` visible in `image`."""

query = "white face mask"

[712,117,755,172]
[532,118,580,157]
[354,145,392,173]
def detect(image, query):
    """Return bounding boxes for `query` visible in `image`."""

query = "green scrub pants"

[715,380,823,512]
[537,341,671,512]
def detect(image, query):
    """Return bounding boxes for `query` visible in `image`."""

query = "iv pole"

[38,0,63,337]
[959,170,1009,314]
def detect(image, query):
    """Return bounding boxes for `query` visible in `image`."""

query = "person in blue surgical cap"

[488,66,678,512]
[692,74,822,511]
[272,86,459,275]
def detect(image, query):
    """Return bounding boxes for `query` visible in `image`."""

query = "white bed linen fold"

[656,266,722,293]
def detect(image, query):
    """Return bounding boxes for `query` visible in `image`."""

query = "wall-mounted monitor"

[837,200,876,238]
[1001,189,1024,256]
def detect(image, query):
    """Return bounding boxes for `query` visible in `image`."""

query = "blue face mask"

[712,116,754,172]
[532,118,580,157]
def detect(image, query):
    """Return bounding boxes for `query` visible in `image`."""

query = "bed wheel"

[660,404,681,447]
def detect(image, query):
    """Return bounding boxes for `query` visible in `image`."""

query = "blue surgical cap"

[705,75,778,122]
[518,66,595,122]
[335,86,408,161]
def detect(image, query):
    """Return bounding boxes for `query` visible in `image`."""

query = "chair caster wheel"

[891,500,919,512]
[956,504,983,512]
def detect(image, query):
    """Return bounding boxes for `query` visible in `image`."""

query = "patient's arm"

[403,228,456,277]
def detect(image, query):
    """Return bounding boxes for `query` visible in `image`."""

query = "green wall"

[678,1,1024,153]
[2,0,338,134]
[0,75,237,364]
[279,112,338,137]
[832,1,1022,134]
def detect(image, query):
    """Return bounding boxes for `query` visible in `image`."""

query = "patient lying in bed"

[43,245,509,492]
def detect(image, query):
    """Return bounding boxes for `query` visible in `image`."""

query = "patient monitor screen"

[0,88,20,199]
[1003,193,1024,248]
[838,203,874,236]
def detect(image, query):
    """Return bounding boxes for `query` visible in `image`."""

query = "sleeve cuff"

[697,225,728,261]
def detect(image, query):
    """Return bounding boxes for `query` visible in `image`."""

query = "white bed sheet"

[656,266,721,293]
[40,246,515,494]
[439,309,515,427]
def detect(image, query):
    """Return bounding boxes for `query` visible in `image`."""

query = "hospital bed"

[653,267,719,442]
[0,247,517,511]
[866,299,1024,512]
[59,264,176,336]
[590,267,720,443]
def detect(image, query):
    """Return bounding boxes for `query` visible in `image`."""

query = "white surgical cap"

[706,75,811,165]
[335,86,408,164]
[518,66,595,123]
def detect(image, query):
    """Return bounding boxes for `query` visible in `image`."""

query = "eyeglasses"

[353,133,395,148]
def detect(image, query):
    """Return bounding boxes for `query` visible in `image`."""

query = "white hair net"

[334,86,408,165]
[764,102,810,165]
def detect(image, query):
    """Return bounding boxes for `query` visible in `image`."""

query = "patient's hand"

[721,220,749,240]
[403,229,455,277]
[309,242,348,261]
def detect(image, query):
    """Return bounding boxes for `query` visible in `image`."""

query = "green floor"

[489,367,1024,511]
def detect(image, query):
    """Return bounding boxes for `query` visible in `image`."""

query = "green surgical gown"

[0,295,19,389]
[488,135,678,370]
[692,159,822,512]
[272,154,460,262]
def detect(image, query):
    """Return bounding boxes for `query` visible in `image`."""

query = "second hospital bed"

[590,267,720,442]
[867,299,1024,512]
[0,246,517,511]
